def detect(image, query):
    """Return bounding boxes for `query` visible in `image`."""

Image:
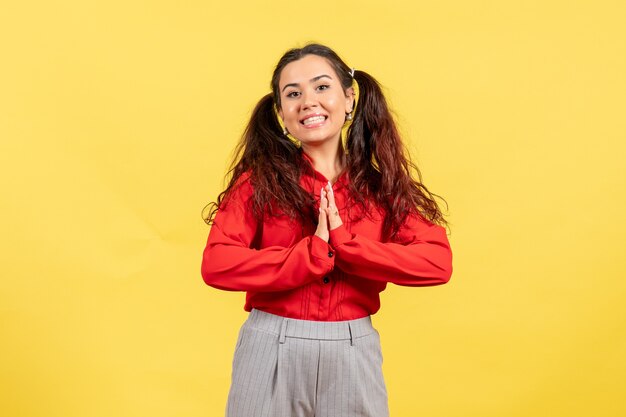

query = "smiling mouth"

[301,115,327,126]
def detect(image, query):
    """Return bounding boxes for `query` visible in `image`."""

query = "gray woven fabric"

[226,309,389,417]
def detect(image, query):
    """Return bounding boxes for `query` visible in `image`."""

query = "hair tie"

[349,67,355,78]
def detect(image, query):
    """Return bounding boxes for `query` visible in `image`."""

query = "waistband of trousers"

[246,308,376,342]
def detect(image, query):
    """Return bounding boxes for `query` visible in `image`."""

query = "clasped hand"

[315,181,343,242]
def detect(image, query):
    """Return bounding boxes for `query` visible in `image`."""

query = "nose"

[301,89,318,110]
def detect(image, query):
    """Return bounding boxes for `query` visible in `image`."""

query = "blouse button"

[328,251,334,258]
[323,276,330,284]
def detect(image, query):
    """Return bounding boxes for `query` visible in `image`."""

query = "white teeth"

[303,116,325,125]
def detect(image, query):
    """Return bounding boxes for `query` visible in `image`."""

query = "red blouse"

[201,157,453,321]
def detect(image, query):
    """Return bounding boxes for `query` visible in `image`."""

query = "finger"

[326,181,336,206]
[316,189,329,240]
[324,182,343,230]
[318,204,327,227]
[325,184,339,217]
[319,187,327,209]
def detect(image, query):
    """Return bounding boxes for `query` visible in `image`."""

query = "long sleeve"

[201,181,335,292]
[328,213,452,286]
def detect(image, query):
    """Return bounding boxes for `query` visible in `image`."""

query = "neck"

[301,138,345,183]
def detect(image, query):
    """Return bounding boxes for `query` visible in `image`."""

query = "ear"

[278,107,284,119]
[344,86,355,112]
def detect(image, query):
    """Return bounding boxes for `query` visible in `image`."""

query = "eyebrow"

[281,74,333,92]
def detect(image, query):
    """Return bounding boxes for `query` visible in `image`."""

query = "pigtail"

[347,71,448,239]
[203,93,313,225]
[348,70,403,188]
[231,94,297,183]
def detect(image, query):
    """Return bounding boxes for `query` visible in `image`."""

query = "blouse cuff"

[329,224,353,248]
[311,235,336,267]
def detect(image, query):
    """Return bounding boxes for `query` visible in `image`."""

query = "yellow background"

[2,1,625,416]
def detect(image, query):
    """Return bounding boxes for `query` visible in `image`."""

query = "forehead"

[278,54,338,88]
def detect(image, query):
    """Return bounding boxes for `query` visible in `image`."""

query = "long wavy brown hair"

[203,43,449,240]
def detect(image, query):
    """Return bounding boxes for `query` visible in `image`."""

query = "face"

[277,54,354,147]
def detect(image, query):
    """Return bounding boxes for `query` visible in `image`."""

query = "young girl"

[201,43,452,417]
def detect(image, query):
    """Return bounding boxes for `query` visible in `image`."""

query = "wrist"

[329,219,343,230]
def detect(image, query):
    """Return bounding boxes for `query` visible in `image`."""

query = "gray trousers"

[226,309,389,417]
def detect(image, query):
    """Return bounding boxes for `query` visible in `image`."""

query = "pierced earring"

[346,112,353,121]
[283,127,289,135]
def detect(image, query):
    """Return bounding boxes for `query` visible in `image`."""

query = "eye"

[285,91,300,98]
[316,84,330,91]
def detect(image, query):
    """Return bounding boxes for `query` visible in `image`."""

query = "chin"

[297,131,341,144]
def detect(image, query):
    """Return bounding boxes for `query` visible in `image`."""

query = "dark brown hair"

[204,43,448,240]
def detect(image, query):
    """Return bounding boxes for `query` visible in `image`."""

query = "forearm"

[329,224,452,286]
[202,229,334,292]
